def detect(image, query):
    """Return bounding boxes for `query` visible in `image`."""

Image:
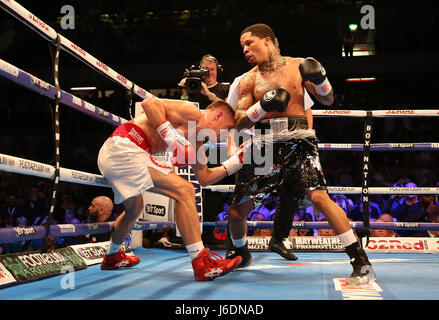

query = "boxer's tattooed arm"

[235,73,257,130]
[317,90,334,105]
[304,81,334,106]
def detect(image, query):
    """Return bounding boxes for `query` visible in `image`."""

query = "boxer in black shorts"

[226,23,375,284]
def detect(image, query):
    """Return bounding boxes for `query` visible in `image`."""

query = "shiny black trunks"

[229,116,327,207]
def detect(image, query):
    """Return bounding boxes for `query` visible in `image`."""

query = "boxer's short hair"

[206,100,235,118]
[241,23,276,43]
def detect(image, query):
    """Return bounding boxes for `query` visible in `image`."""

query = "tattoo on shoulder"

[237,74,256,99]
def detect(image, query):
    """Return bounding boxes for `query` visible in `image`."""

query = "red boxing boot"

[101,249,141,270]
[191,248,242,281]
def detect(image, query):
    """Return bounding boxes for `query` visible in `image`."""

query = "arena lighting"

[345,77,376,82]
[349,24,358,31]
[70,86,97,91]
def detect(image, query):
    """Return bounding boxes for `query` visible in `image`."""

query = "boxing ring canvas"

[1,248,438,300]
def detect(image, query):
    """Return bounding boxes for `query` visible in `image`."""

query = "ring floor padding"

[1,248,438,300]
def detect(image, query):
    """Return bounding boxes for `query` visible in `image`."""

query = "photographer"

[178,55,231,247]
[178,54,229,109]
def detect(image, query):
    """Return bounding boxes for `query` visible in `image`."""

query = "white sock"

[107,241,122,255]
[231,236,246,248]
[186,241,204,261]
[337,229,357,248]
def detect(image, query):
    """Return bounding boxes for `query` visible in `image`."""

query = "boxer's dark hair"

[241,23,276,43]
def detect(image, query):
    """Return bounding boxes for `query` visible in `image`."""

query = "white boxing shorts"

[98,123,173,204]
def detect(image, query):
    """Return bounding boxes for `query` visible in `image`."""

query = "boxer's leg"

[147,168,242,281]
[269,185,298,260]
[225,199,254,267]
[101,194,143,270]
[309,189,375,283]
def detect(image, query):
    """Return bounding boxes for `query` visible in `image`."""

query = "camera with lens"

[183,65,209,96]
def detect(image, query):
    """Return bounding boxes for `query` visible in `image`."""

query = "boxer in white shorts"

[97,97,247,281]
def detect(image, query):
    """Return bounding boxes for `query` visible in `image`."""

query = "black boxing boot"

[269,237,298,260]
[269,193,298,261]
[226,242,252,269]
[345,241,376,285]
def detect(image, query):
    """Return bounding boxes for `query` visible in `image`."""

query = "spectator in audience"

[249,212,272,237]
[348,198,381,221]
[0,190,27,227]
[412,204,439,237]
[213,203,230,241]
[63,209,78,224]
[28,214,64,251]
[317,217,336,237]
[257,195,278,221]
[76,196,114,244]
[2,216,29,253]
[331,193,354,216]
[297,212,314,237]
[288,213,301,237]
[23,186,47,225]
[382,182,407,216]
[418,195,435,214]
[87,196,114,223]
[143,228,175,248]
[343,29,355,57]
[217,202,230,222]
[392,182,427,236]
[370,213,395,237]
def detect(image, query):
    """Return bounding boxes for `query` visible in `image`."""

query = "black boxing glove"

[299,57,332,96]
[246,88,290,122]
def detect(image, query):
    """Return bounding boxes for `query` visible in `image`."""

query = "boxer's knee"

[230,200,253,221]
[174,179,196,203]
[309,189,330,210]
[123,195,144,221]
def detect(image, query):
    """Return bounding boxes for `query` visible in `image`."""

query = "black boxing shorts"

[229,116,327,207]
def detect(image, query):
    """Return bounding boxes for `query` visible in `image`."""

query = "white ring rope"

[312,109,439,117]
[204,185,439,195]
[0,153,110,188]
[0,58,127,127]
[208,142,439,151]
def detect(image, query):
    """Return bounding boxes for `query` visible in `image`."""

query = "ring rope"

[312,109,439,117]
[0,221,176,244]
[204,221,439,231]
[208,142,439,151]
[0,58,126,127]
[1,220,437,244]
[0,153,111,188]
[203,185,439,194]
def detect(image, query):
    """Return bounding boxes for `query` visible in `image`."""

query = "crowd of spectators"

[0,172,123,254]
[214,180,439,239]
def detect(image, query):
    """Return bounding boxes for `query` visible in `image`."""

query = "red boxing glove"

[169,137,196,167]
[156,120,196,167]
